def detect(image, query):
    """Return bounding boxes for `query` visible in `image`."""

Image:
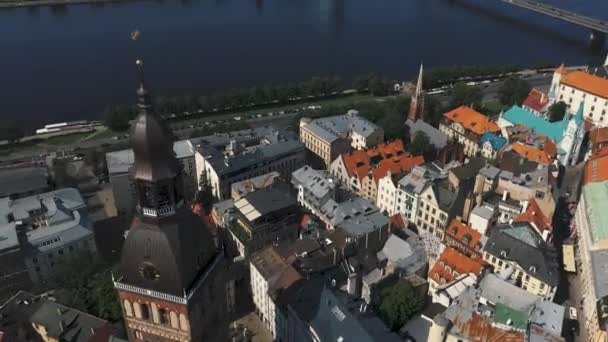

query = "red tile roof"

[515,199,552,237]
[446,219,483,251]
[389,213,407,230]
[522,89,549,112]
[444,106,500,136]
[584,152,608,185]
[429,247,483,285]
[561,70,608,99]
[341,139,424,183]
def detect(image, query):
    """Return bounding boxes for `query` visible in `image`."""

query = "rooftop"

[302,111,381,143]
[502,106,568,143]
[485,222,559,286]
[231,171,280,200]
[251,246,302,295]
[443,106,499,135]
[106,139,194,174]
[291,166,336,201]
[0,167,48,198]
[0,188,91,252]
[405,118,448,148]
[480,132,507,151]
[581,181,608,244]
[561,70,608,99]
[445,219,485,251]
[522,88,550,112]
[514,199,552,237]
[428,247,482,285]
[341,140,423,182]
[584,153,608,185]
[510,142,555,165]
[234,185,297,223]
[196,127,304,177]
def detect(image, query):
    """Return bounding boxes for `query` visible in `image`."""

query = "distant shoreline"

[0,0,141,9]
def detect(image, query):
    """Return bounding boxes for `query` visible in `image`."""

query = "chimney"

[502,190,508,201]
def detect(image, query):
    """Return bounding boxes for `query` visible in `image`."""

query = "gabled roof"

[405,119,448,148]
[514,199,552,237]
[340,140,423,183]
[502,106,568,143]
[485,222,559,286]
[510,142,555,165]
[561,70,608,99]
[429,247,483,285]
[446,219,485,251]
[443,106,499,135]
[522,89,550,112]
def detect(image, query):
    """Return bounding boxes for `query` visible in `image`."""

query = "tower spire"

[135,59,153,116]
[407,62,425,122]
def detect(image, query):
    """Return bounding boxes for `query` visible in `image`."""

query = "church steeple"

[130,59,183,220]
[408,63,425,122]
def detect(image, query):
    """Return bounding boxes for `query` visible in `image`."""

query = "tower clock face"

[139,262,160,281]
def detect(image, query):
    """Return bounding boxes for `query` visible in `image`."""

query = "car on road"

[234,116,242,121]
[569,306,578,320]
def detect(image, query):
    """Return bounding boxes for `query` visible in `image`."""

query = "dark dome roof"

[119,207,218,296]
[130,109,181,182]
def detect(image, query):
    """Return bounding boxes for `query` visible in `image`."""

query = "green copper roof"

[494,303,528,330]
[503,106,567,143]
[582,181,608,244]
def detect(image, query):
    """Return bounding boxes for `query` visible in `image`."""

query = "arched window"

[170,311,179,329]
[123,299,133,317]
[133,302,142,319]
[179,313,190,332]
[141,303,150,320]
[151,303,160,324]
[159,308,170,325]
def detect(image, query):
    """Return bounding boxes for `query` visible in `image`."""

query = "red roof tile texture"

[515,199,552,237]
[444,106,500,136]
[429,247,483,285]
[446,219,483,250]
[522,89,549,112]
[342,139,424,183]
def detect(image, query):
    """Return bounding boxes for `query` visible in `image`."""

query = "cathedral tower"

[408,63,425,122]
[114,60,228,342]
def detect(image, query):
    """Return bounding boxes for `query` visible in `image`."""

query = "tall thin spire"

[407,62,425,122]
[136,59,152,115]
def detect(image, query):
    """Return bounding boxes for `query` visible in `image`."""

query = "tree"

[498,78,531,106]
[408,131,431,156]
[448,82,483,110]
[548,101,567,122]
[377,281,422,331]
[353,74,370,93]
[103,105,136,131]
[195,176,214,209]
[0,121,24,143]
[50,250,122,321]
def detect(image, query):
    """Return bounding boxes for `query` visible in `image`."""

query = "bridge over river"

[501,0,608,46]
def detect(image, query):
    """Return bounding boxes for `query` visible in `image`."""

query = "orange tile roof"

[515,199,552,236]
[444,106,500,135]
[446,219,483,251]
[561,70,608,99]
[522,89,549,112]
[584,153,608,185]
[511,142,555,165]
[341,139,424,183]
[429,247,483,285]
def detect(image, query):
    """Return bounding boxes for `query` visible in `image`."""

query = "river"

[2,0,607,131]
